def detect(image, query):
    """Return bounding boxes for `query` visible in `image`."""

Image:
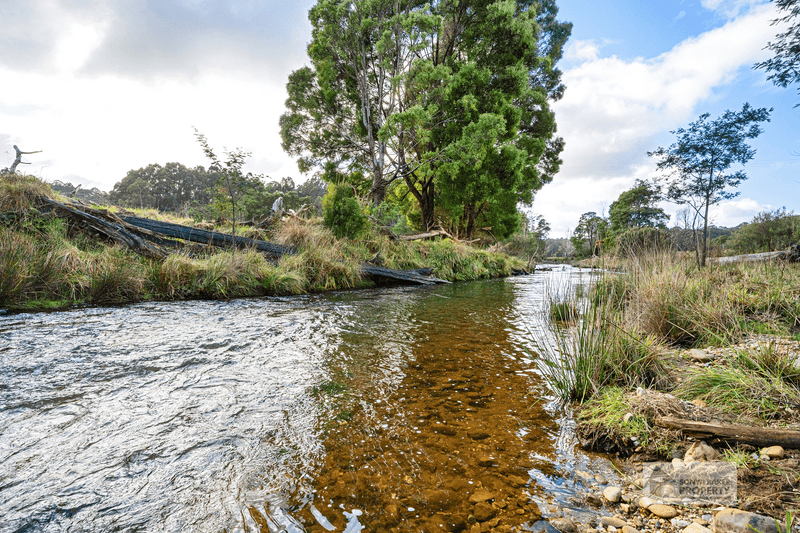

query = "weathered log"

[119,216,294,258]
[656,416,800,449]
[361,264,450,285]
[708,251,787,265]
[399,229,449,241]
[37,198,168,259]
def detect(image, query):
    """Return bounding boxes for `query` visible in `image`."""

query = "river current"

[0,268,614,532]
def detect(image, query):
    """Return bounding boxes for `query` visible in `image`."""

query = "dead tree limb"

[656,417,800,449]
[9,145,43,173]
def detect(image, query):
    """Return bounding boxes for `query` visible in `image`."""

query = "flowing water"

[0,268,616,533]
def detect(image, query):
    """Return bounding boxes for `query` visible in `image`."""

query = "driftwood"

[8,145,42,173]
[656,416,800,449]
[399,229,449,241]
[709,244,800,265]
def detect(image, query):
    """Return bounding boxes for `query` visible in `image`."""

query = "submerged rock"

[549,517,579,533]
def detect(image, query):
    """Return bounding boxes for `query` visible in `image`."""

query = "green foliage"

[727,208,799,254]
[571,211,607,258]
[322,184,368,240]
[110,162,218,211]
[608,179,669,243]
[754,0,800,106]
[649,103,772,267]
[281,0,572,235]
[615,227,673,257]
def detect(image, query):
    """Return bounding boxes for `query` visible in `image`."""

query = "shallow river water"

[0,268,616,533]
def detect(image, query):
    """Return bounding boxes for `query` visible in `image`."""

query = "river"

[0,267,616,532]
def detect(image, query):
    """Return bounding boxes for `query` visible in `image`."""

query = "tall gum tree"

[282,0,571,233]
[649,103,772,268]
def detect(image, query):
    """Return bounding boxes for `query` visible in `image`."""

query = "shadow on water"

[0,267,615,533]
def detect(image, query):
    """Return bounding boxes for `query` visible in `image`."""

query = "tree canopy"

[755,0,800,106]
[649,103,771,267]
[608,179,669,240]
[281,0,571,238]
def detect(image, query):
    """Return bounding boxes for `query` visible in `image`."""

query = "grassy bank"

[0,174,524,312]
[535,250,800,457]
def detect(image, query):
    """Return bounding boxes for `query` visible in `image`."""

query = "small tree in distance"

[194,128,252,244]
[648,103,772,268]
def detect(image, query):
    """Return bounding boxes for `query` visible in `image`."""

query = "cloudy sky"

[1,0,798,235]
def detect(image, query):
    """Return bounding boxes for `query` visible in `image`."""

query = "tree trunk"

[464,203,476,240]
[404,172,435,232]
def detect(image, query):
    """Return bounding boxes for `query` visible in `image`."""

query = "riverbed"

[0,267,615,532]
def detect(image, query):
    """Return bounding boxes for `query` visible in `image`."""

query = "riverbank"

[0,174,525,312]
[536,251,800,529]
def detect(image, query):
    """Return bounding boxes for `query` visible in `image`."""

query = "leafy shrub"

[322,184,368,240]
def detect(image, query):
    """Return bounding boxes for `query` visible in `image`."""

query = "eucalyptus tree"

[649,103,771,267]
[755,0,800,106]
[282,0,571,235]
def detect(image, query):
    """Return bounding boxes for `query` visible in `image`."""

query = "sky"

[1,0,798,236]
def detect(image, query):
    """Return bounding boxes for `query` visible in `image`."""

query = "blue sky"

[0,0,797,234]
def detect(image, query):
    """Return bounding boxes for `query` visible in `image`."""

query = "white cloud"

[701,0,767,19]
[675,10,687,21]
[708,198,773,226]
[536,3,782,234]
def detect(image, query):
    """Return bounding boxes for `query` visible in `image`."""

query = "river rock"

[622,527,639,533]
[684,523,713,533]
[531,521,562,533]
[761,446,785,459]
[468,430,491,440]
[586,493,603,506]
[508,474,529,486]
[473,502,498,522]
[468,489,495,504]
[713,509,782,533]
[638,497,656,509]
[596,474,609,485]
[549,517,579,533]
[601,517,628,528]
[426,489,455,510]
[688,349,715,363]
[684,441,719,462]
[603,486,622,503]
[385,504,399,522]
[648,504,678,519]
[476,454,494,467]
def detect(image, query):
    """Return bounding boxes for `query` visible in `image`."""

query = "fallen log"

[37,197,168,259]
[656,416,800,449]
[361,264,450,286]
[119,216,294,258]
[708,251,786,265]
[399,229,448,241]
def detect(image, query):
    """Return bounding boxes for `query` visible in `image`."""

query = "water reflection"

[0,268,613,533]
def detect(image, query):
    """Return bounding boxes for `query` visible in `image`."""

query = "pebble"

[468,490,494,504]
[684,441,719,462]
[638,497,656,510]
[476,454,494,467]
[601,517,628,529]
[586,493,603,506]
[713,509,781,533]
[473,502,497,522]
[648,504,679,519]
[688,349,716,363]
[603,486,622,503]
[508,474,529,486]
[622,527,639,533]
[596,474,609,485]
[682,523,712,533]
[671,519,691,528]
[549,517,579,533]
[761,446,785,459]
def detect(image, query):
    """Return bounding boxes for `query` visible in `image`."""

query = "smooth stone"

[549,517,579,533]
[468,430,491,440]
[713,509,782,533]
[473,502,498,522]
[577,471,595,483]
[530,521,562,533]
[508,474,529,486]
[684,441,719,462]
[622,527,639,533]
[476,455,494,467]
[586,493,603,507]
[684,523,713,533]
[608,526,617,532]
[604,486,623,503]
[694,519,710,526]
[761,446,785,459]
[468,490,495,504]
[688,349,716,362]
[672,519,692,528]
[648,504,678,519]
[638,497,656,509]
[601,517,628,528]
[620,504,630,514]
[596,474,609,485]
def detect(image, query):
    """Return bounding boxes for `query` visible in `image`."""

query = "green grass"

[577,387,652,447]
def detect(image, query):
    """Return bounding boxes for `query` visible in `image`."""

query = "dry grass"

[0,174,54,211]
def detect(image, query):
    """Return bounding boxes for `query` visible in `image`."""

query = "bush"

[322,184,368,240]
